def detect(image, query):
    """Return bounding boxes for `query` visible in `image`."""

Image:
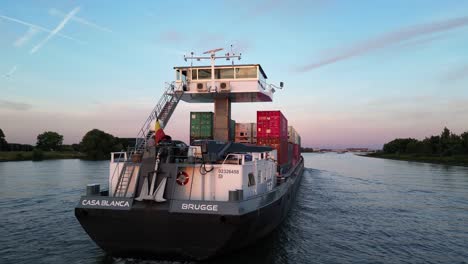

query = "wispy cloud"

[442,64,468,82]
[14,26,39,47]
[30,7,80,54]
[4,65,18,78]
[0,13,84,44]
[0,99,32,111]
[297,15,468,72]
[49,8,112,33]
[395,33,448,50]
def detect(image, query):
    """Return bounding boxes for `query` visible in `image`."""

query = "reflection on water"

[1,154,468,263]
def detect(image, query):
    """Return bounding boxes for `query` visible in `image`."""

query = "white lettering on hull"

[181,203,218,212]
[81,199,130,208]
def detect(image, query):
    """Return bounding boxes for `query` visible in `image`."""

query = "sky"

[1,0,468,149]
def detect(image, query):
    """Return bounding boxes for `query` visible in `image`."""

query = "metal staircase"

[114,162,138,197]
[112,82,184,198]
[134,82,184,153]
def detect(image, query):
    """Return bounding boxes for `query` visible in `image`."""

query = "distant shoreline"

[363,153,468,167]
[0,151,86,162]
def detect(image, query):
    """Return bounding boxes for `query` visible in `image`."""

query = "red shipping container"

[257,137,289,165]
[257,111,288,139]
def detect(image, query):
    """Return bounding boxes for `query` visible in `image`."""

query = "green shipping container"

[230,119,235,141]
[190,112,214,140]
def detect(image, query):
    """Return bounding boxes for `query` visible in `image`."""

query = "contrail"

[297,15,468,72]
[30,7,80,54]
[49,8,112,33]
[14,26,39,47]
[0,14,84,44]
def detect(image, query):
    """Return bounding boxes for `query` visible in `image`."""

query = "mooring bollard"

[86,183,100,196]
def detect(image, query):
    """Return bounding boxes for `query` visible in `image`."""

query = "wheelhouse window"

[215,68,234,79]
[198,69,211,79]
[176,70,181,80]
[235,67,257,78]
[181,70,188,82]
[191,69,198,80]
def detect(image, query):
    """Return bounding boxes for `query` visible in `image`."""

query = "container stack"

[288,126,301,165]
[256,111,289,171]
[234,123,257,144]
[190,112,214,144]
[190,112,236,144]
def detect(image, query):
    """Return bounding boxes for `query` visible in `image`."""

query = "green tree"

[439,127,451,155]
[383,138,418,154]
[460,132,468,154]
[80,129,122,160]
[71,143,80,152]
[36,131,64,151]
[421,138,435,155]
[0,128,8,151]
[406,140,424,154]
[423,135,441,155]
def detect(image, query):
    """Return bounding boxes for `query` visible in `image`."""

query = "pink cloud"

[297,15,468,72]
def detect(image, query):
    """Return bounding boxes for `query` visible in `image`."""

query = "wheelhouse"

[174,64,273,103]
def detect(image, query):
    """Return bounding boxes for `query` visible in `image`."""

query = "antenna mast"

[184,48,241,92]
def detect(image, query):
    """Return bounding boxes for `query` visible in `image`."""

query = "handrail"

[258,79,283,93]
[134,82,184,152]
[110,151,127,195]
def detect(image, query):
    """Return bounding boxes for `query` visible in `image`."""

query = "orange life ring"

[176,171,189,186]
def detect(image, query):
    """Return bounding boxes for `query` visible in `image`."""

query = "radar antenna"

[184,47,241,92]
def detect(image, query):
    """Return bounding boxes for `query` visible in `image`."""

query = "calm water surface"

[1,153,468,263]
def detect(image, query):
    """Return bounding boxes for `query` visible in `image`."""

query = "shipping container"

[235,123,256,144]
[288,126,296,144]
[252,123,257,140]
[257,137,289,165]
[288,142,294,166]
[256,111,288,139]
[230,119,236,141]
[190,112,214,143]
[293,143,300,165]
[288,126,302,145]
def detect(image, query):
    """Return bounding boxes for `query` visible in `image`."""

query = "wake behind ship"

[75,49,305,260]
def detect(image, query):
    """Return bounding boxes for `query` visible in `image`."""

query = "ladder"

[114,162,138,197]
[134,82,184,153]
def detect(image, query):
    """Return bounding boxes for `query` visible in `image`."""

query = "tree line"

[382,127,468,156]
[0,128,134,160]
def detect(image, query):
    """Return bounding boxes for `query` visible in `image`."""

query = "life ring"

[176,171,189,186]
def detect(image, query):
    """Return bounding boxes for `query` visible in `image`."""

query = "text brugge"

[82,199,130,208]
[181,203,218,211]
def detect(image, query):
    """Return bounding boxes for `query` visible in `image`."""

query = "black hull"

[75,157,304,260]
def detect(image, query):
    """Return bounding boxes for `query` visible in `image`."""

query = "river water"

[1,153,468,263]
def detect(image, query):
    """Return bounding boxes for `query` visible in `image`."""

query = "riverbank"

[364,153,468,167]
[0,151,86,161]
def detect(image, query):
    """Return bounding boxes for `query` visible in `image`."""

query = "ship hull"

[75,157,304,260]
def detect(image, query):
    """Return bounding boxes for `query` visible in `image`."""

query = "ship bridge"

[174,64,273,103]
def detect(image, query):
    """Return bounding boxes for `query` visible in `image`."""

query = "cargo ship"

[75,49,304,260]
